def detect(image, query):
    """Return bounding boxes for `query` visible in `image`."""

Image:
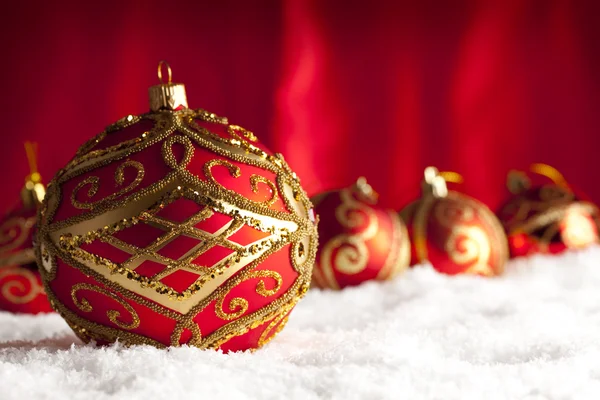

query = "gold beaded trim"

[36,107,318,349]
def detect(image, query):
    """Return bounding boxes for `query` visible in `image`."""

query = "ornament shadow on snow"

[0,142,53,314]
[497,163,600,258]
[310,177,410,290]
[34,61,319,352]
[400,167,508,276]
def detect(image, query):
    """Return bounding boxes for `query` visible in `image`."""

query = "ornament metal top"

[35,62,318,351]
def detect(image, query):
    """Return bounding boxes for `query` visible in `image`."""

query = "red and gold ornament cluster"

[0,62,596,355]
[310,162,600,289]
[34,63,318,352]
[310,166,511,290]
[497,163,600,257]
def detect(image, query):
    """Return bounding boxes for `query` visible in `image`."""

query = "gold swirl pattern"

[433,199,492,275]
[322,235,369,276]
[228,124,258,143]
[215,270,283,321]
[249,175,278,207]
[257,301,295,348]
[36,106,319,350]
[162,134,194,170]
[71,283,141,330]
[171,322,202,347]
[376,211,410,280]
[204,159,279,207]
[320,189,378,288]
[0,267,42,304]
[71,160,145,209]
[0,216,34,255]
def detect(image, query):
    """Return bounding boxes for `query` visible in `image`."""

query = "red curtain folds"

[1,0,599,214]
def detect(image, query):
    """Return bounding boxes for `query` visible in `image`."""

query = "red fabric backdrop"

[1,0,600,214]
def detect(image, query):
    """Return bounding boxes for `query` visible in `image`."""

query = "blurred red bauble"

[35,63,318,351]
[497,163,600,258]
[311,177,410,289]
[0,143,53,314]
[400,167,508,276]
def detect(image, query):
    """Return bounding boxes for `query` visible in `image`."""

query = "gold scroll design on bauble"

[204,159,279,208]
[73,114,170,169]
[0,267,43,304]
[257,298,297,348]
[71,160,145,210]
[185,116,261,148]
[433,199,493,276]
[37,108,318,349]
[215,269,283,321]
[71,282,141,330]
[319,189,378,289]
[0,216,35,256]
[53,138,303,310]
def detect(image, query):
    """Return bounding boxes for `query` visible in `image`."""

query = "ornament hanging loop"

[149,61,188,111]
[157,60,172,84]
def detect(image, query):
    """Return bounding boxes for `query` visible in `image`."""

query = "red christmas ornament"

[497,163,599,258]
[35,62,318,351]
[311,177,410,289]
[400,167,508,276]
[0,142,52,314]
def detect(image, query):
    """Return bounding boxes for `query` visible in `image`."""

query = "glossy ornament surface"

[311,178,410,289]
[35,63,318,351]
[497,163,599,258]
[401,167,508,276]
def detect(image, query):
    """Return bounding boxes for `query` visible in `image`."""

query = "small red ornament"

[35,62,318,351]
[0,142,52,314]
[311,177,410,289]
[400,167,508,276]
[497,163,599,258]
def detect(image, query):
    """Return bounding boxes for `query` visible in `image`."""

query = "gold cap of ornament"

[21,141,45,209]
[148,61,188,112]
[422,167,463,198]
[353,177,379,204]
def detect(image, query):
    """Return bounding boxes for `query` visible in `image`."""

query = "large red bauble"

[311,178,410,289]
[400,167,508,276]
[0,199,53,314]
[35,68,318,351]
[497,165,600,258]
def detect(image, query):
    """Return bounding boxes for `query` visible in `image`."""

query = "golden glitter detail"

[36,107,318,350]
[215,270,283,321]
[257,300,296,348]
[0,216,35,261]
[71,283,141,330]
[71,160,145,210]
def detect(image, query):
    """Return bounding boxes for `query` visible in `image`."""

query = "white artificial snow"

[2,248,600,400]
